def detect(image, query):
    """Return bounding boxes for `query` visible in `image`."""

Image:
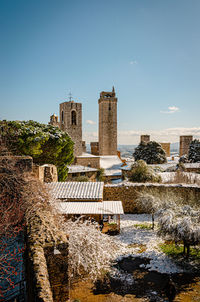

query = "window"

[61,110,64,123]
[71,110,77,125]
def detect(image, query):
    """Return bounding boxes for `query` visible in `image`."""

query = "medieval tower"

[179,135,193,157]
[98,87,117,155]
[60,100,82,157]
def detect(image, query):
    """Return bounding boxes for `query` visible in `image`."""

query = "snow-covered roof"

[56,200,124,215]
[47,181,104,200]
[99,156,122,176]
[67,165,97,173]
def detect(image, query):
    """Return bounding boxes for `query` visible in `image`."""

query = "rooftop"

[67,165,97,173]
[56,200,124,215]
[99,156,122,176]
[47,181,104,201]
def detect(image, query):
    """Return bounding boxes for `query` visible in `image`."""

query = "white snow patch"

[113,214,183,274]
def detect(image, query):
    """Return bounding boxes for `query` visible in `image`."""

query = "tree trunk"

[186,244,190,259]
[183,241,186,255]
[152,214,154,230]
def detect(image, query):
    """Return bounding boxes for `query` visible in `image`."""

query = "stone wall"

[43,164,58,182]
[26,206,69,302]
[33,164,45,182]
[75,156,100,169]
[104,183,200,213]
[0,155,33,173]
[33,164,58,183]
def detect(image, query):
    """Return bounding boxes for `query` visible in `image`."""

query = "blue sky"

[0,0,200,144]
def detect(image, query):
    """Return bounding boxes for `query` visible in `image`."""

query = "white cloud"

[130,60,138,65]
[160,106,179,114]
[86,120,96,125]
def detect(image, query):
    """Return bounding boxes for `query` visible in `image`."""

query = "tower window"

[71,110,77,125]
[61,110,64,123]
[109,103,111,110]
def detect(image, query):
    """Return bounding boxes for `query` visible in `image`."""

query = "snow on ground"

[112,214,183,274]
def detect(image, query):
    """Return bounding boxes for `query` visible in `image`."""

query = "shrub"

[188,139,200,162]
[96,168,105,182]
[133,141,167,164]
[129,160,161,183]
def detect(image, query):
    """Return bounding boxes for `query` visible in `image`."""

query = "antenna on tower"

[68,91,73,101]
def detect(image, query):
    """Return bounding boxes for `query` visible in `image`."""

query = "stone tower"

[60,101,82,157]
[98,87,117,155]
[179,135,193,157]
[140,135,150,144]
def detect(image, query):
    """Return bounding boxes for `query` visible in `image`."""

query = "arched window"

[71,110,77,125]
[61,110,64,123]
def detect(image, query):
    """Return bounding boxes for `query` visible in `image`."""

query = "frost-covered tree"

[158,205,200,258]
[135,193,163,229]
[133,141,167,164]
[188,139,200,163]
[0,120,74,180]
[62,218,119,280]
[129,160,161,183]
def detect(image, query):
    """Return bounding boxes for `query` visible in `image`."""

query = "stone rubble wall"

[104,183,200,213]
[26,207,69,302]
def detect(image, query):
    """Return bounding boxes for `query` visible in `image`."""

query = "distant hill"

[86,143,180,157]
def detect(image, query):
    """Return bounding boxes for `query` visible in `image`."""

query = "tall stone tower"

[60,101,82,157]
[179,135,193,157]
[98,87,117,155]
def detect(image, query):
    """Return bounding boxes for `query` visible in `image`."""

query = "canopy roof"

[47,181,104,200]
[56,200,124,215]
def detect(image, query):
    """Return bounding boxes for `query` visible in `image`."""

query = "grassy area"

[159,242,200,260]
[134,223,152,230]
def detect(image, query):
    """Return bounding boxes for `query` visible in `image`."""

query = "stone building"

[90,142,99,155]
[179,135,193,157]
[140,135,150,144]
[160,143,170,157]
[60,101,83,157]
[49,113,59,127]
[98,87,117,155]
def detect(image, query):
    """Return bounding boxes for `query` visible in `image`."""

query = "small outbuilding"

[47,181,124,233]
